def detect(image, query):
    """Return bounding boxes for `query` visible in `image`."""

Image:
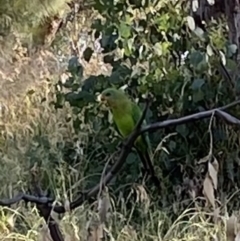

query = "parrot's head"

[99,88,127,109]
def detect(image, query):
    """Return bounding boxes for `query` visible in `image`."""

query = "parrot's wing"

[131,102,160,189]
[131,102,152,152]
[112,122,123,137]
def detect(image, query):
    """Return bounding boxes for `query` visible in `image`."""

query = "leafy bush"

[50,0,240,214]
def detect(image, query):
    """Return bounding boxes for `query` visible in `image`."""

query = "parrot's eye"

[105,92,111,97]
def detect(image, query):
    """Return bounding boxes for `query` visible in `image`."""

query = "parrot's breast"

[112,113,135,138]
[112,110,148,153]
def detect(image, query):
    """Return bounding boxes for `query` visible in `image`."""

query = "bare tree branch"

[0,193,53,206]
[141,100,240,134]
[30,165,65,241]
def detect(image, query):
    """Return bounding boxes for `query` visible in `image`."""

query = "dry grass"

[0,203,227,241]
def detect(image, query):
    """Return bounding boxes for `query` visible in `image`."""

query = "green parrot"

[99,87,160,188]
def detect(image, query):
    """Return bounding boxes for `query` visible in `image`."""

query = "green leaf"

[226,44,235,58]
[82,76,98,91]
[103,54,114,64]
[83,47,94,62]
[100,32,118,53]
[168,141,176,151]
[186,16,195,31]
[176,124,189,138]
[189,51,204,67]
[91,18,103,31]
[191,78,205,90]
[213,129,227,141]
[109,65,131,84]
[228,44,238,54]
[62,77,74,89]
[153,42,163,56]
[226,59,238,71]
[73,117,82,132]
[68,56,83,77]
[126,152,137,165]
[192,89,204,102]
[83,75,109,92]
[65,91,96,107]
[54,92,65,109]
[119,22,131,39]
[235,76,240,93]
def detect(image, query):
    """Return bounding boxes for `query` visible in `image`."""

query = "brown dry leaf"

[226,214,237,241]
[198,154,210,164]
[86,222,104,241]
[188,189,196,200]
[121,225,138,240]
[153,133,177,155]
[203,174,215,209]
[213,207,220,224]
[136,185,149,202]
[208,161,218,190]
[64,199,71,212]
[212,157,219,172]
[38,223,52,241]
[135,184,150,213]
[98,190,111,223]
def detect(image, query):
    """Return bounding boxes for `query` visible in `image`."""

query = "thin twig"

[207,111,215,158]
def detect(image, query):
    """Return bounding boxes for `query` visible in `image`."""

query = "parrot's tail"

[137,150,161,190]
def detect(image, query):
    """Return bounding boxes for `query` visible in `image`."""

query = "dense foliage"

[48,0,240,215]
[1,0,240,231]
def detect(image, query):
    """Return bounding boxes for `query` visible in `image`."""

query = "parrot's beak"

[97,94,106,103]
[100,94,105,102]
[98,94,105,102]
[97,94,102,102]
[97,94,110,109]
